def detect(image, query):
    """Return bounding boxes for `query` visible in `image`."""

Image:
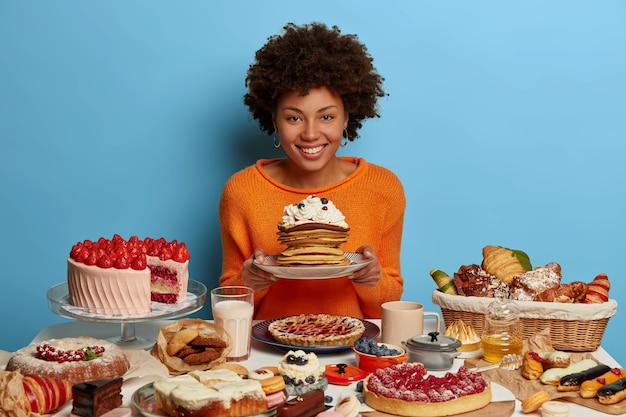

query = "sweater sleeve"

[218,177,249,287]
[218,166,277,307]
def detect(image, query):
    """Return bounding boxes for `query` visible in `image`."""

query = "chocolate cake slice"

[71,377,123,417]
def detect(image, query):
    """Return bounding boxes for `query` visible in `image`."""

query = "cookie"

[181,348,222,365]
[174,345,204,358]
[212,362,249,376]
[260,375,285,395]
[167,328,200,355]
[521,390,550,413]
[249,368,275,381]
[189,336,228,348]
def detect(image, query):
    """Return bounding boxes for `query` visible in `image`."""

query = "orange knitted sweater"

[219,157,405,319]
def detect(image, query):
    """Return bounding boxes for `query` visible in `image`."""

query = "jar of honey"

[481,298,523,363]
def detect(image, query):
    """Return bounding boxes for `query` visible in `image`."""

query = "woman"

[219,22,405,319]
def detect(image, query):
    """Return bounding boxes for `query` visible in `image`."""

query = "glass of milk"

[210,286,254,362]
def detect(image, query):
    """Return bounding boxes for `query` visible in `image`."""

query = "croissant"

[430,269,457,295]
[534,281,588,303]
[0,370,73,415]
[481,245,532,285]
[584,273,610,303]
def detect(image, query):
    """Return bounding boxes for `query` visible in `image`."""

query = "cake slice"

[148,256,189,303]
[71,377,123,417]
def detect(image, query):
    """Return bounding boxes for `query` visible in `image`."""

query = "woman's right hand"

[241,248,278,291]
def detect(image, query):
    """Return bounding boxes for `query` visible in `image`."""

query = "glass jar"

[481,298,523,363]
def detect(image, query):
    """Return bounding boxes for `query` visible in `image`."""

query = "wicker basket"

[432,290,617,351]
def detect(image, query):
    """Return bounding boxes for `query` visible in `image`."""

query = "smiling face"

[273,86,348,177]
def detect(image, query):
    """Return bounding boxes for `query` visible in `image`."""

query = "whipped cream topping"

[281,195,349,229]
[278,350,325,384]
[154,369,264,410]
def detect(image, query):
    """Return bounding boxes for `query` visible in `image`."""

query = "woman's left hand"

[350,245,381,287]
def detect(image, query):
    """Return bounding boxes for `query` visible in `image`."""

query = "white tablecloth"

[25,320,622,417]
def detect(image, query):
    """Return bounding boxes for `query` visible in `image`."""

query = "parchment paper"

[464,328,626,414]
[149,318,232,375]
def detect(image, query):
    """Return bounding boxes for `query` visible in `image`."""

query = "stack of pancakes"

[276,223,350,266]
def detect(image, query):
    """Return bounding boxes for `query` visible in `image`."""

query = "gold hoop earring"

[341,129,348,147]
[273,132,281,148]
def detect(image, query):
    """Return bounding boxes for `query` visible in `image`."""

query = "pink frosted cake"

[67,235,190,315]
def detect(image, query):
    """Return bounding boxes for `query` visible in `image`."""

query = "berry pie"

[363,363,492,417]
[268,314,365,347]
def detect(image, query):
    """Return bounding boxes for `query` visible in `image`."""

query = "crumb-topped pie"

[268,314,365,347]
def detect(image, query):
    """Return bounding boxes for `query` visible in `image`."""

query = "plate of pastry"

[253,252,372,279]
[252,316,380,353]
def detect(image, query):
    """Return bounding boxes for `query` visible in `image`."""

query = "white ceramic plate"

[458,348,484,359]
[253,252,372,279]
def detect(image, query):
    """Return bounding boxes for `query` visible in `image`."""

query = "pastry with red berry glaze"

[363,363,492,417]
[67,234,189,315]
[6,337,129,385]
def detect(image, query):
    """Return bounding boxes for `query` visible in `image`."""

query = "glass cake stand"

[47,280,207,350]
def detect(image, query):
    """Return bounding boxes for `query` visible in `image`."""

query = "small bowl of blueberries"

[352,336,409,373]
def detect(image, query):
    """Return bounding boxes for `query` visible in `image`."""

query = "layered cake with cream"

[153,369,267,417]
[276,195,350,266]
[67,235,189,315]
[71,377,123,417]
[277,350,328,396]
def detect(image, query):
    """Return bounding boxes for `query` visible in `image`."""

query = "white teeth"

[301,145,324,154]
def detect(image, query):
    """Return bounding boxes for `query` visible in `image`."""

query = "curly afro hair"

[244,22,385,141]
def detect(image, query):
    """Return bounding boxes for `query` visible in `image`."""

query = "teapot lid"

[405,331,461,351]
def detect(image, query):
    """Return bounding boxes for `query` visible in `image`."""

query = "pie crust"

[268,314,365,347]
[363,363,492,417]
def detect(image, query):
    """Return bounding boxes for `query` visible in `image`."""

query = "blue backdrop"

[1,1,624,364]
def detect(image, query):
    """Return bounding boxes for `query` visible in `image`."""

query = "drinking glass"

[210,286,254,362]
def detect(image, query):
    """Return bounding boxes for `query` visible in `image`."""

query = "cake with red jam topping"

[67,235,189,315]
[363,363,492,417]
